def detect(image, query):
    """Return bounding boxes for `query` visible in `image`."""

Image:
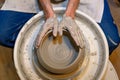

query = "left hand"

[35,15,58,48]
[58,14,85,48]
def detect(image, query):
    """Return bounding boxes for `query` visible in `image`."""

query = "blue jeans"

[98,0,120,54]
[0,0,119,54]
[0,10,36,47]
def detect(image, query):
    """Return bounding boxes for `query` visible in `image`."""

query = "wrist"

[64,11,75,19]
[45,11,55,19]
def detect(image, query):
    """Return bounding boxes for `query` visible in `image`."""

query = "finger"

[35,27,50,48]
[66,25,79,46]
[58,23,64,36]
[68,28,79,46]
[70,22,84,48]
[72,27,84,47]
[73,31,80,46]
[77,30,85,48]
[53,22,58,37]
[74,23,85,48]
[35,31,45,48]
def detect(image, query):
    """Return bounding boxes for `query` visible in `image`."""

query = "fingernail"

[35,44,38,48]
[80,44,84,48]
[53,33,57,37]
[77,42,79,46]
[60,33,62,36]
[35,41,39,48]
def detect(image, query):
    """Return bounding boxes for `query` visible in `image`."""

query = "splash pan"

[14,7,109,80]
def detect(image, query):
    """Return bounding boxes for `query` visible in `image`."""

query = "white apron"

[1,0,104,23]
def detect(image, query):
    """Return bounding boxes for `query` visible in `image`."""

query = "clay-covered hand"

[59,15,85,48]
[36,15,58,48]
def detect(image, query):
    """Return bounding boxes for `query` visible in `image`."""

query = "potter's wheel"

[14,7,109,80]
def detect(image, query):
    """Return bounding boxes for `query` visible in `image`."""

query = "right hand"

[35,15,58,48]
[58,15,85,48]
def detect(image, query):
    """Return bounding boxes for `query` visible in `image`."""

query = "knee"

[107,36,120,54]
[0,30,14,47]
[0,31,8,43]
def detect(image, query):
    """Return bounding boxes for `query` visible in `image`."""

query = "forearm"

[38,0,55,18]
[65,0,80,19]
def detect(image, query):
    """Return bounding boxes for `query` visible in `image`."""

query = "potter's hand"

[36,15,58,48]
[59,15,84,48]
